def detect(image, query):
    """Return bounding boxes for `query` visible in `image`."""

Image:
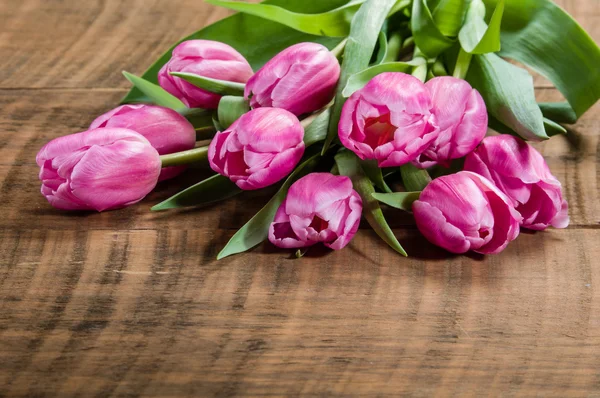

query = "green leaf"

[303,109,332,146]
[383,32,403,63]
[322,0,399,153]
[217,96,249,129]
[205,0,363,37]
[488,115,566,138]
[432,0,468,38]
[372,191,421,211]
[459,0,504,54]
[122,71,185,110]
[335,150,407,257]
[361,160,392,193]
[373,31,389,65]
[217,154,321,260]
[121,0,346,104]
[466,53,548,141]
[179,108,214,129]
[342,60,424,97]
[152,174,241,211]
[484,0,600,118]
[170,72,246,97]
[411,0,455,58]
[400,164,431,192]
[539,102,578,125]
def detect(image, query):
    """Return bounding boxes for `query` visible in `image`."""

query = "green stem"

[160,146,209,168]
[453,48,473,79]
[400,163,432,191]
[411,47,428,82]
[330,38,348,60]
[383,32,403,63]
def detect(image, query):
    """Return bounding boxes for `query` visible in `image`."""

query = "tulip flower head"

[36,128,161,212]
[412,76,488,168]
[338,72,439,167]
[90,104,196,180]
[269,173,362,250]
[158,40,253,109]
[208,107,305,190]
[464,135,569,230]
[413,171,521,254]
[244,42,340,116]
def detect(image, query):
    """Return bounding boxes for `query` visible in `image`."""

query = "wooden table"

[1,1,599,396]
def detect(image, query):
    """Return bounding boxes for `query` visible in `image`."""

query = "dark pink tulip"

[464,135,569,230]
[413,76,488,168]
[413,171,521,254]
[158,40,253,109]
[269,173,362,250]
[338,72,440,167]
[208,108,305,190]
[244,42,340,116]
[90,104,196,181]
[36,128,161,212]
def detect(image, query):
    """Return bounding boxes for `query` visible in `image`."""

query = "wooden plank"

[0,228,598,396]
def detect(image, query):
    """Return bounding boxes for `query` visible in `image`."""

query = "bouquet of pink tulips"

[36,0,599,258]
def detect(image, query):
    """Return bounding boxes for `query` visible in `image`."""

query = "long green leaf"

[152,174,242,211]
[335,150,407,257]
[205,0,363,37]
[361,160,392,193]
[217,154,321,260]
[467,53,548,141]
[432,0,468,38]
[411,0,455,58]
[488,115,567,138]
[322,0,398,153]
[342,60,424,97]
[122,0,346,104]
[217,96,249,129]
[484,0,600,118]
[170,72,246,97]
[372,191,421,212]
[303,109,332,146]
[459,0,504,54]
[539,102,578,125]
[122,71,185,110]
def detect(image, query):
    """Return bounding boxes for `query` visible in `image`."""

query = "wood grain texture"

[0,1,599,397]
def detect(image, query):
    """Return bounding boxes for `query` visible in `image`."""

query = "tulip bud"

[413,171,521,254]
[244,42,340,116]
[208,107,305,190]
[36,128,161,212]
[269,173,362,250]
[412,76,488,168]
[90,104,196,181]
[338,72,440,168]
[158,40,253,109]
[464,135,569,230]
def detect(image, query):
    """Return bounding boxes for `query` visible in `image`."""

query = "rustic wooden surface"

[1,1,599,396]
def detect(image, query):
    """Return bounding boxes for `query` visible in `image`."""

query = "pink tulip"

[244,42,340,116]
[36,128,161,212]
[464,135,569,230]
[412,76,488,168]
[90,104,196,181]
[413,171,521,254]
[208,107,305,190]
[338,72,440,167]
[269,173,362,250]
[158,40,253,109]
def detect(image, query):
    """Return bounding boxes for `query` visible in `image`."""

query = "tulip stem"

[453,49,473,80]
[400,164,432,191]
[160,146,209,168]
[384,32,403,63]
[411,46,428,82]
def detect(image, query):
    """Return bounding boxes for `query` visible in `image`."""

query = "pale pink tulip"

[244,42,340,116]
[464,135,569,230]
[413,171,521,254]
[208,108,305,190]
[338,72,439,167]
[36,128,161,212]
[158,40,253,109]
[90,104,196,180]
[413,76,488,168]
[269,173,362,250]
